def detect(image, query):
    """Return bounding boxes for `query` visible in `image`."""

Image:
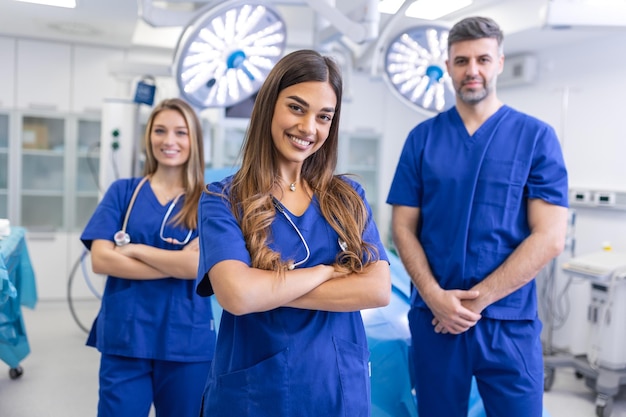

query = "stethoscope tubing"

[115,176,191,246]
[271,197,347,270]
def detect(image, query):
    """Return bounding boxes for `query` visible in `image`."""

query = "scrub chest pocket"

[474,158,528,210]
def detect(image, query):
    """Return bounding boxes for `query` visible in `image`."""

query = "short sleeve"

[80,179,136,250]
[196,179,251,296]
[527,125,569,208]
[386,125,424,208]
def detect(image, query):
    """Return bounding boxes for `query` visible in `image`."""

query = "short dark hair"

[448,16,503,53]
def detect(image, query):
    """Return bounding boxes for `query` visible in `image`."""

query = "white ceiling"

[0,0,622,58]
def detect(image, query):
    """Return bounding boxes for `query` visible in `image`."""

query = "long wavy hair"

[225,49,378,273]
[143,98,205,229]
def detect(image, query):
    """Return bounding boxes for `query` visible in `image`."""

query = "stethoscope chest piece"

[114,230,130,246]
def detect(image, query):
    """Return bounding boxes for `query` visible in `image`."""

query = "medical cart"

[544,250,626,417]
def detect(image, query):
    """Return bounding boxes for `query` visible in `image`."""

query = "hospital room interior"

[1,0,626,416]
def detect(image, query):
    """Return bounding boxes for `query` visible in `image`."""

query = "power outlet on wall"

[569,188,626,211]
[571,189,592,204]
[593,191,616,207]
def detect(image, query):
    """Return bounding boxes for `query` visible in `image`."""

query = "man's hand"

[427,289,482,334]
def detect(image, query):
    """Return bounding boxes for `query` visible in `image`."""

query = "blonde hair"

[143,98,205,229]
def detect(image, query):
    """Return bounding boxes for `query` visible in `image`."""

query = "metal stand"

[544,248,626,417]
[544,353,626,417]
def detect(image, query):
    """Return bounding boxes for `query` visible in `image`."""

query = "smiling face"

[446,37,504,105]
[149,109,191,170]
[270,80,337,167]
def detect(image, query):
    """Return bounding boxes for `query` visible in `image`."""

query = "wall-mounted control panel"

[569,188,626,210]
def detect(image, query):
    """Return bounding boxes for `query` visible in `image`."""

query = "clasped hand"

[428,289,482,335]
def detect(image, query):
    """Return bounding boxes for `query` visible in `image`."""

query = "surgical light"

[15,0,75,7]
[378,0,473,20]
[383,24,455,115]
[173,1,287,109]
[406,0,473,20]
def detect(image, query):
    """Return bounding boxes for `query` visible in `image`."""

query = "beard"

[456,76,494,104]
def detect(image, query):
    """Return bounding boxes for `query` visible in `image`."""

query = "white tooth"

[290,136,310,146]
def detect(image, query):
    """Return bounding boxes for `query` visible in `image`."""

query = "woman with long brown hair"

[197,49,391,416]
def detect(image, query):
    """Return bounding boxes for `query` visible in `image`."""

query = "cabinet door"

[67,231,106,300]
[0,37,16,109]
[74,118,101,231]
[16,39,71,112]
[72,45,125,113]
[340,132,381,224]
[20,114,66,229]
[0,113,8,218]
[26,231,69,300]
[212,117,248,168]
[223,124,246,166]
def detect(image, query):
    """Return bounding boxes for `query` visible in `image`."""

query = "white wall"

[343,30,626,254]
[342,73,429,246]
[499,31,626,254]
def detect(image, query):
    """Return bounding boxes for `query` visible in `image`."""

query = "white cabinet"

[19,113,67,228]
[73,117,101,229]
[3,37,130,300]
[72,45,125,113]
[0,112,8,218]
[26,231,70,299]
[338,131,381,225]
[0,37,16,109]
[16,39,71,112]
[213,117,248,168]
[203,107,248,169]
[15,40,127,113]
[9,111,102,300]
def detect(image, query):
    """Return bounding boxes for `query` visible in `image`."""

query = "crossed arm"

[90,237,200,280]
[209,259,391,316]
[391,198,568,334]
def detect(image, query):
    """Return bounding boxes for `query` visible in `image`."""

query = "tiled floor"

[2,300,626,417]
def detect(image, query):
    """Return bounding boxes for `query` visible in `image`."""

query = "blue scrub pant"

[98,353,212,417]
[408,307,543,417]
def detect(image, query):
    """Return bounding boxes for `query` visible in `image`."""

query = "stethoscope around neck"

[271,197,347,270]
[114,176,192,247]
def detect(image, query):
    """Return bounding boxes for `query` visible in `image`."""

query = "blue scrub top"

[387,105,568,320]
[81,177,215,362]
[196,176,389,416]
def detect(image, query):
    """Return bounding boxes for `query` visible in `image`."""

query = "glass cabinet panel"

[0,114,7,148]
[348,137,378,169]
[0,194,6,219]
[22,116,65,151]
[74,118,101,230]
[223,125,246,166]
[21,153,64,191]
[0,113,7,218]
[346,134,379,222]
[22,195,63,228]
[20,115,65,229]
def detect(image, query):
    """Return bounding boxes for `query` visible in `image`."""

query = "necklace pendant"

[289,183,296,192]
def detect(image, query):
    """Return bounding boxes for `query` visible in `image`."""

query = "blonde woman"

[81,98,214,417]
